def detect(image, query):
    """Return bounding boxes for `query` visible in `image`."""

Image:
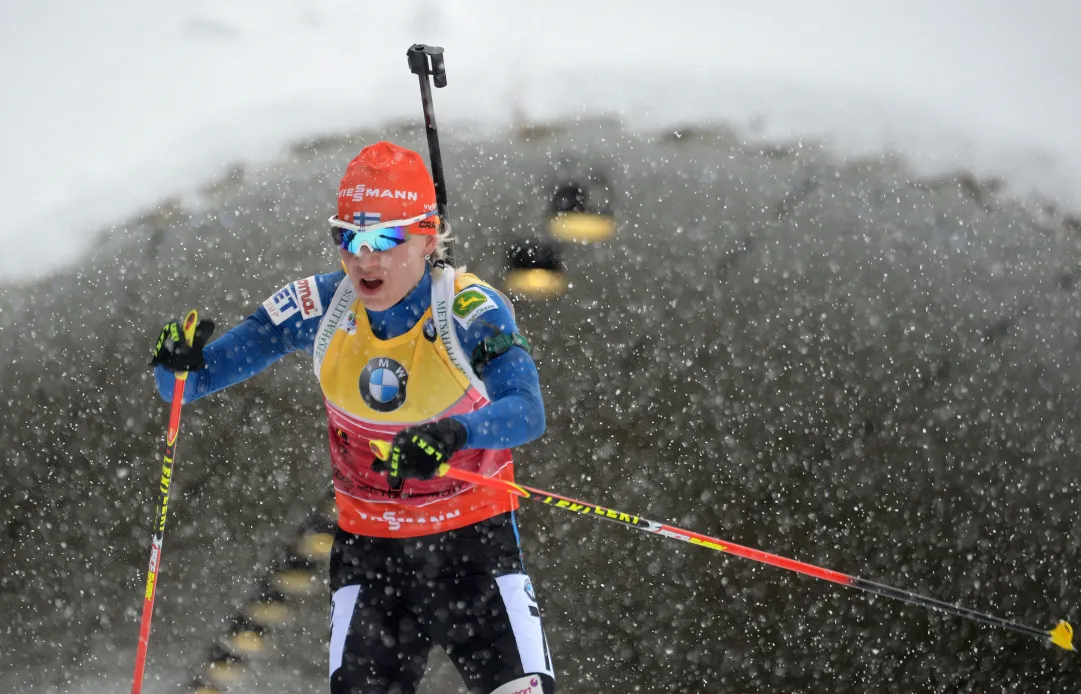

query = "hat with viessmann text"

[336,142,439,235]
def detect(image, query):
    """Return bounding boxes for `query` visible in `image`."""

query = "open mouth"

[360,278,383,291]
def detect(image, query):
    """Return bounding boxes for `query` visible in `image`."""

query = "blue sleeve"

[447,285,546,450]
[154,272,344,403]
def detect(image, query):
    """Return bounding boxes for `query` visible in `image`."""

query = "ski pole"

[369,441,1074,652]
[132,310,201,694]
[406,43,453,265]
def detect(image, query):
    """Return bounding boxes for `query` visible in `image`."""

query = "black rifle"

[406,44,453,266]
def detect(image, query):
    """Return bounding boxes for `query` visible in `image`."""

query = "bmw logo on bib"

[359,357,408,412]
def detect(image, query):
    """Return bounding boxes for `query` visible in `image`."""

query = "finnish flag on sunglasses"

[352,211,381,226]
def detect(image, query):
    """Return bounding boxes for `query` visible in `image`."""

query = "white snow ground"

[0,0,1079,280]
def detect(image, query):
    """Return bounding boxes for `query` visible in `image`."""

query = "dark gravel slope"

[2,120,1078,692]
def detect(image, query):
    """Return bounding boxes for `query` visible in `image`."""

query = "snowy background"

[2,0,1080,280]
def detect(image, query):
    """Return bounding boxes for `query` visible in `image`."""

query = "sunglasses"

[329,211,437,254]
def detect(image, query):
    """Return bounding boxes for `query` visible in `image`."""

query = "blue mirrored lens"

[339,226,408,254]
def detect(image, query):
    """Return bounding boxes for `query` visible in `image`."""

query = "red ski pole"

[132,310,200,694]
[370,441,1074,652]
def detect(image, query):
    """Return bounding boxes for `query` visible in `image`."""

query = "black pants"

[328,513,555,694]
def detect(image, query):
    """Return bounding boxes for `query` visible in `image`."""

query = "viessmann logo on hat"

[338,185,421,202]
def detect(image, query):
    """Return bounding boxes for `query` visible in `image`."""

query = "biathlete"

[150,141,555,694]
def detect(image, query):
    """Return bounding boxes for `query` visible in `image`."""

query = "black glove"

[149,317,215,372]
[373,418,468,487]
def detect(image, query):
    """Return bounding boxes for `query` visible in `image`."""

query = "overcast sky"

[1,0,1078,279]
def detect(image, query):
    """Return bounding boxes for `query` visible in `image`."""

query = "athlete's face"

[339,234,438,311]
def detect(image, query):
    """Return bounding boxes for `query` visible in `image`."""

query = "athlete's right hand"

[149,318,215,371]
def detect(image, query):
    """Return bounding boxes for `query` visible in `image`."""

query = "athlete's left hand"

[373,418,468,486]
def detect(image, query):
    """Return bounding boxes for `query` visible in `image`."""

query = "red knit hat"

[337,141,439,234]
